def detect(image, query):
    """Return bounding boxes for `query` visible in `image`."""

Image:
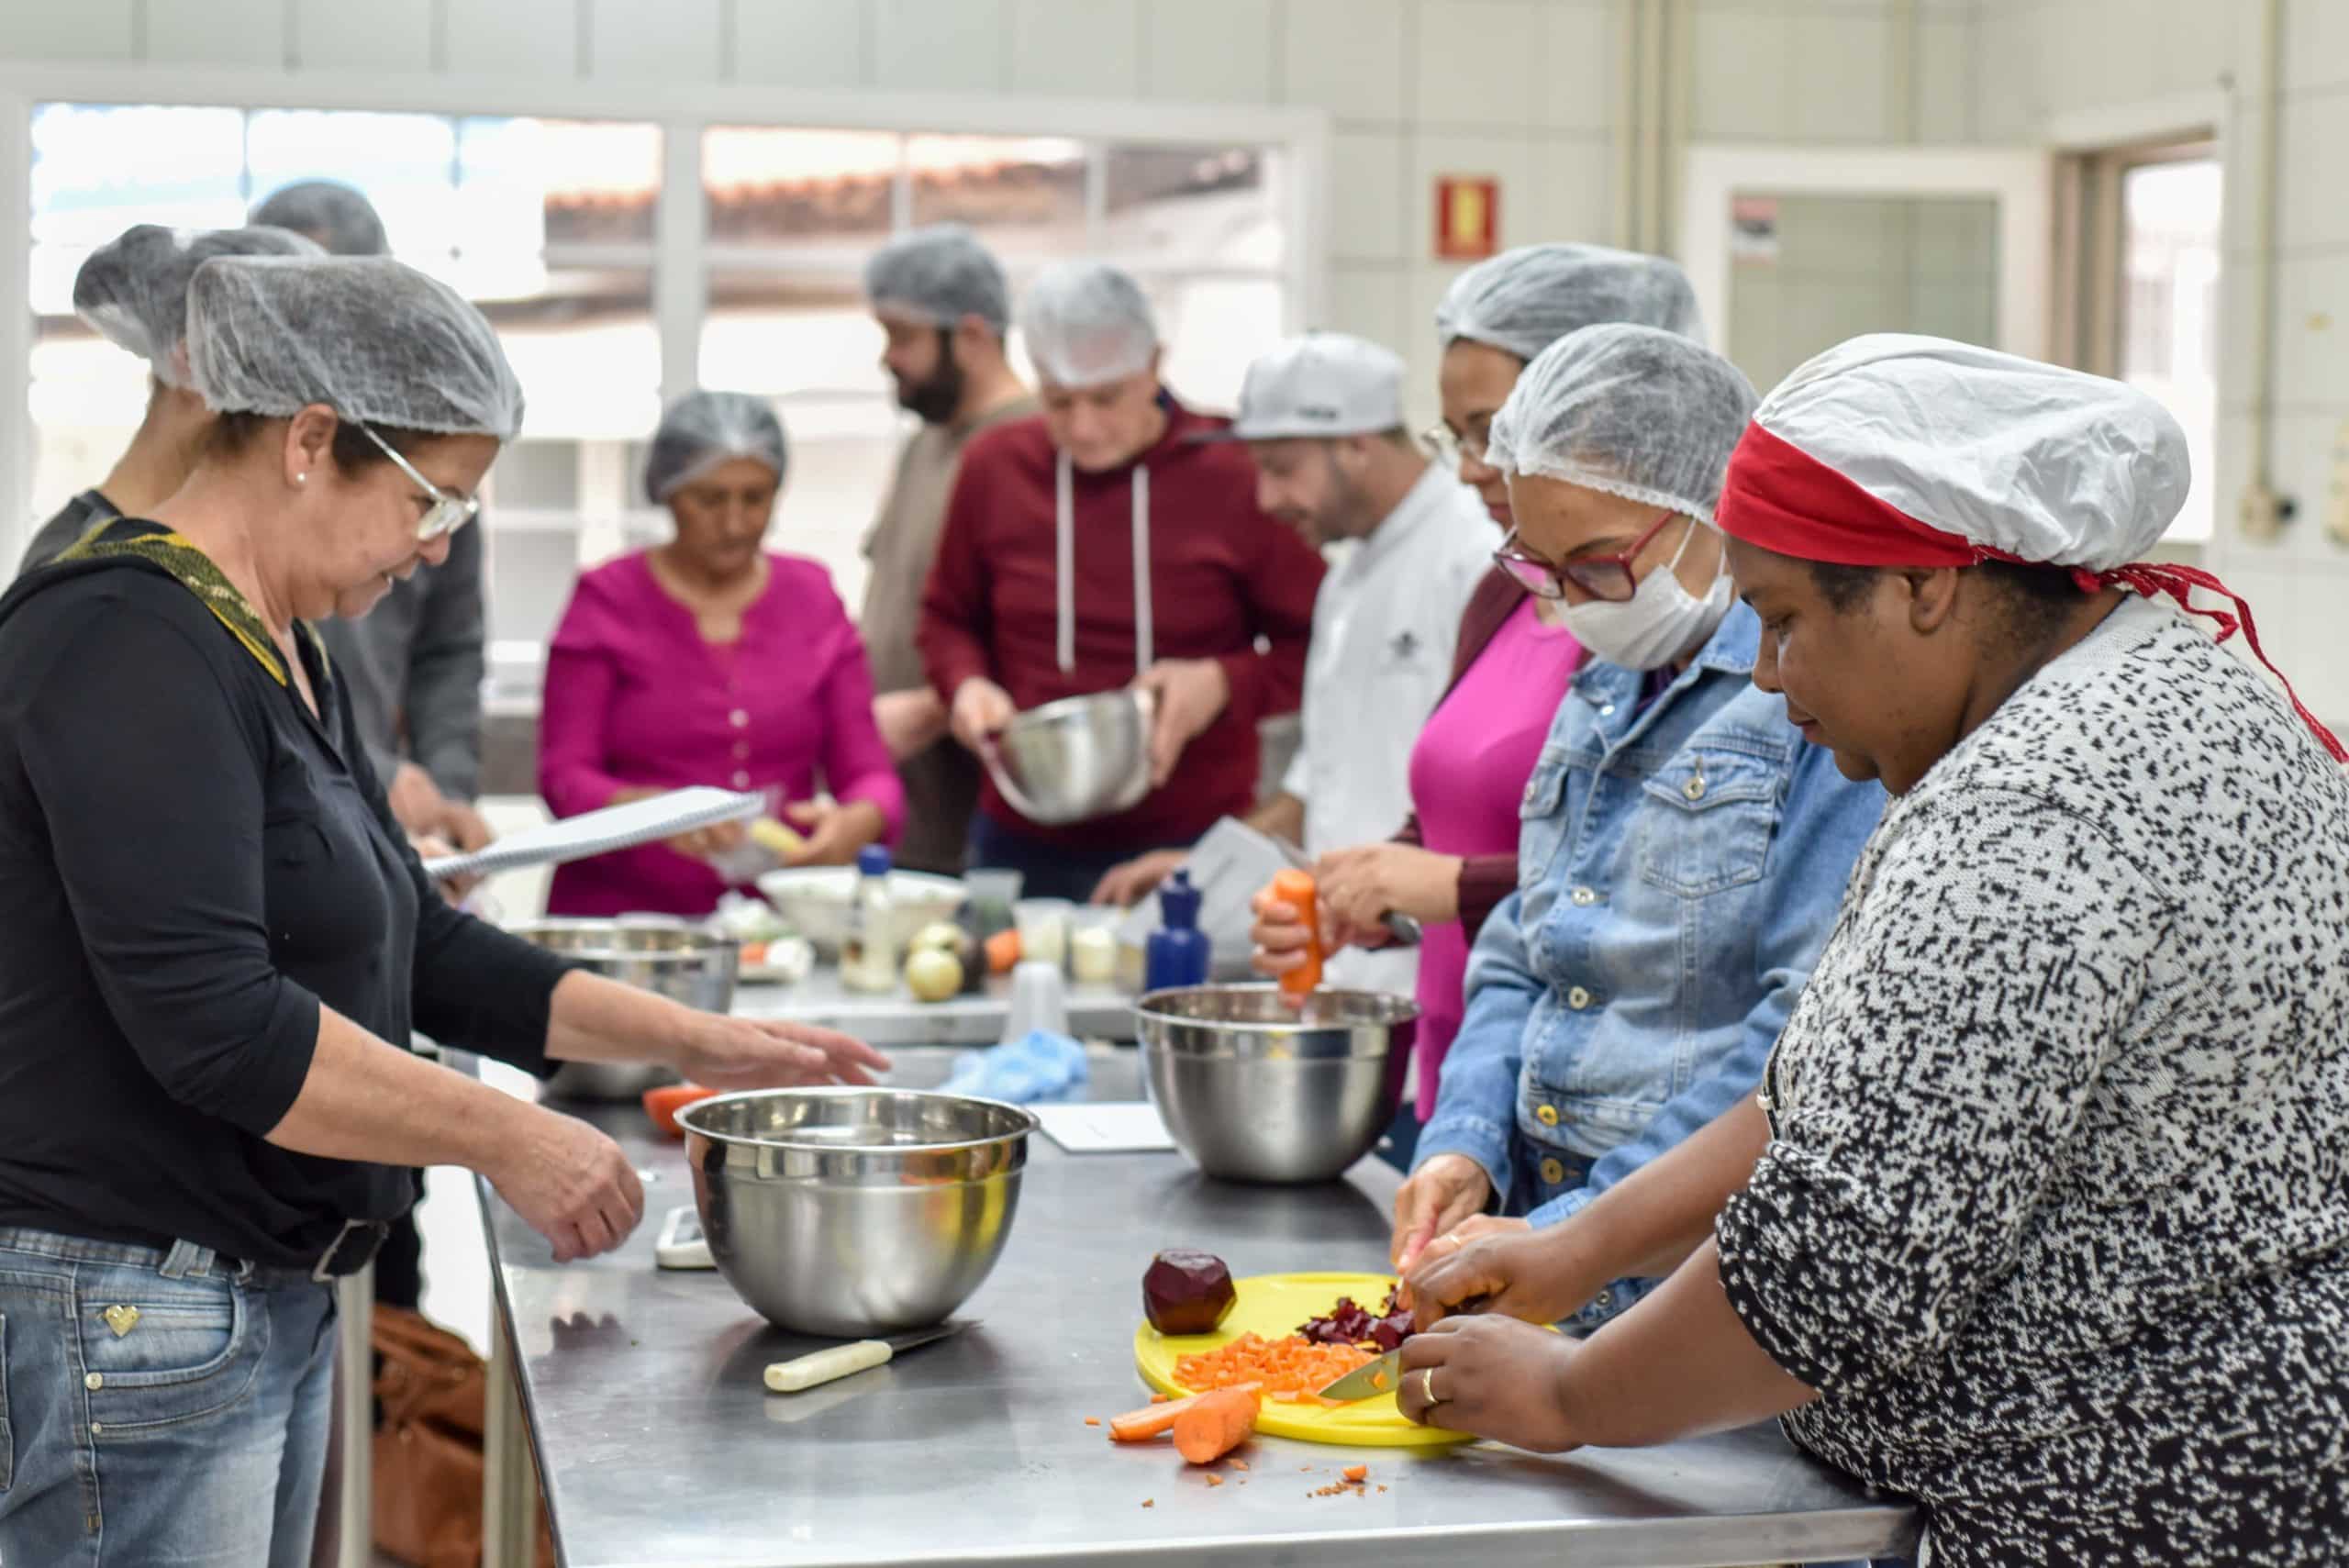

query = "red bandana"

[1719,421,2347,763]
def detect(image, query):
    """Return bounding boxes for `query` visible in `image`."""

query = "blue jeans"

[0,1228,338,1567]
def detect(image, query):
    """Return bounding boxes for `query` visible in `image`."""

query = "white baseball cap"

[1202,332,1406,443]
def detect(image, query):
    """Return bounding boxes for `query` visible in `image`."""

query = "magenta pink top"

[1405,597,1582,1120]
[540,550,905,917]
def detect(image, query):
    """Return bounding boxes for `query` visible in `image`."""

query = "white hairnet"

[73,224,324,387]
[1486,323,1757,525]
[644,391,788,503]
[1437,243,1704,361]
[866,224,1011,334]
[1730,334,2188,571]
[1019,261,1158,389]
[249,180,390,258]
[186,255,525,439]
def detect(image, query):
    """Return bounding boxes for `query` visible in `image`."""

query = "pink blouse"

[540,551,906,917]
[1405,597,1582,1119]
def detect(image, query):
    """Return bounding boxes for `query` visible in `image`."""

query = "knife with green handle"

[763,1320,974,1394]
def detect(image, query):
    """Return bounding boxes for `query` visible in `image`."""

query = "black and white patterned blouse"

[1716,595,2349,1567]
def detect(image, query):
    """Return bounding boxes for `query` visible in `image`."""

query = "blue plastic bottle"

[1143,870,1212,992]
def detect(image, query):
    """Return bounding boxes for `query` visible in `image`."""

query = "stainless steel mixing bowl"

[1133,984,1419,1184]
[981,690,1152,826]
[677,1088,1038,1337]
[508,917,737,1100]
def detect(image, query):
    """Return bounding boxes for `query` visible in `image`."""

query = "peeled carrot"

[641,1084,721,1139]
[1109,1382,1259,1442]
[1341,1464,1368,1484]
[985,929,1021,974]
[1109,1392,1204,1442]
[1174,1385,1259,1465]
[1267,869,1323,997]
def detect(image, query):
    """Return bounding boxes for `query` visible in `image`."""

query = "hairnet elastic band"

[1489,458,1720,529]
[1720,420,2348,763]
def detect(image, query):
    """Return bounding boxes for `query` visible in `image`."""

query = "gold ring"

[1419,1366,1440,1407]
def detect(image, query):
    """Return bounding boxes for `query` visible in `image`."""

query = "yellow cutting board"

[1131,1271,1470,1450]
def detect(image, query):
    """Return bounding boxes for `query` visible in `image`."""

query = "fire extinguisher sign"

[1434,175,1499,261]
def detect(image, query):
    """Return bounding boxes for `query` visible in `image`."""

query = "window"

[2056,140,2220,542]
[18,98,1302,682]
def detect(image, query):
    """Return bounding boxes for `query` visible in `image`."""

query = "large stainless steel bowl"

[1134,984,1419,1184]
[677,1088,1038,1337]
[508,917,737,1100]
[982,690,1152,826]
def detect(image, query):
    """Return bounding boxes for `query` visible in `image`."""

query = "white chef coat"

[1281,462,1497,995]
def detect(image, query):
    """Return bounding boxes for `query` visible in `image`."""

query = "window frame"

[0,64,1330,572]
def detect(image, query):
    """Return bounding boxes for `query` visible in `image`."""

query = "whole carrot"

[1173,1385,1259,1465]
[1267,869,1323,999]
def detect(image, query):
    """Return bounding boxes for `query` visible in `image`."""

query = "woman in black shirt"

[0,252,886,1566]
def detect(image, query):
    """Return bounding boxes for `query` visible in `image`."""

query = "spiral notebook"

[419,787,763,883]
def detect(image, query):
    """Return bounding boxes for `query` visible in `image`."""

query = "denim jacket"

[1414,603,1885,1325]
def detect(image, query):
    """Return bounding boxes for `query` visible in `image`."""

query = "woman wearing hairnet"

[539,390,905,916]
[1364,325,1885,1318]
[1398,338,2349,1565]
[17,222,321,573]
[1254,245,1710,1166]
[0,257,886,1564]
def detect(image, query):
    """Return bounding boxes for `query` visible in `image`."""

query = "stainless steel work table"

[471,1044,1918,1568]
[730,968,1136,1047]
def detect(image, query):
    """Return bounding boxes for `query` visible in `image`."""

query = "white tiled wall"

[1976,0,2349,729]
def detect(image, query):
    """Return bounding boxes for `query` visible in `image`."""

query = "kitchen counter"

[473,1048,1919,1568]
[731,964,1139,1046]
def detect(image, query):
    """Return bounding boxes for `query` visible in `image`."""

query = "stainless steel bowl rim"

[676,1086,1041,1155]
[1003,688,1150,731]
[506,916,735,964]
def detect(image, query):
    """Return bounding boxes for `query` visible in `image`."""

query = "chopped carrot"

[1174,1386,1259,1465]
[1205,1474,1225,1488]
[1084,1417,1101,1427]
[1141,1499,1153,1509]
[1151,1393,1170,1404]
[1341,1465,1368,1484]
[1230,1459,1250,1472]
[1172,1331,1374,1398]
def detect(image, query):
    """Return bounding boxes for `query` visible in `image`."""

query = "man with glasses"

[1091,336,1495,991]
[1380,328,1885,1385]
[257,180,496,866]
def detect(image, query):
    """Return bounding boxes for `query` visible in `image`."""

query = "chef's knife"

[1314,1349,1402,1404]
[764,1320,974,1394]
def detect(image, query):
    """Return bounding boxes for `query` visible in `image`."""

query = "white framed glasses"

[354,421,480,541]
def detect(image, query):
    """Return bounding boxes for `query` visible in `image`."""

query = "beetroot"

[1142,1250,1237,1335]
[1297,1285,1416,1349]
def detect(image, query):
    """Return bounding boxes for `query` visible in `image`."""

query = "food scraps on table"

[1296,1285,1417,1352]
[1142,1250,1237,1335]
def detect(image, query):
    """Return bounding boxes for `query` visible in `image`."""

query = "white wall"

[1976,0,2349,730]
[0,0,1977,439]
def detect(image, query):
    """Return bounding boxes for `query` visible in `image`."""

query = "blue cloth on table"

[940,1029,1088,1104]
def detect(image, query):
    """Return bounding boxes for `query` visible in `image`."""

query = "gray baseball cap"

[1199,332,1406,443]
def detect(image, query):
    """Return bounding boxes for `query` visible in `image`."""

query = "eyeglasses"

[1492,511,1685,603]
[355,421,480,541]
[1419,422,1489,467]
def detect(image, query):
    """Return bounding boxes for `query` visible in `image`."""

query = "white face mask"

[1560,517,1734,672]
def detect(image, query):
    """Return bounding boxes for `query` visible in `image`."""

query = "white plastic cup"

[1068,906,1121,986]
[1003,960,1072,1041]
[1012,897,1073,971]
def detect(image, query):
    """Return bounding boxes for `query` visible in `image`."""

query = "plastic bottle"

[1266,868,1323,1000]
[1143,870,1213,992]
[841,846,898,994]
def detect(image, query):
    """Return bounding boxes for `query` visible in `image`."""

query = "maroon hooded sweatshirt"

[918,395,1326,850]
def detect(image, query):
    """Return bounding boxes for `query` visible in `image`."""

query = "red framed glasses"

[1492,510,1684,603]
